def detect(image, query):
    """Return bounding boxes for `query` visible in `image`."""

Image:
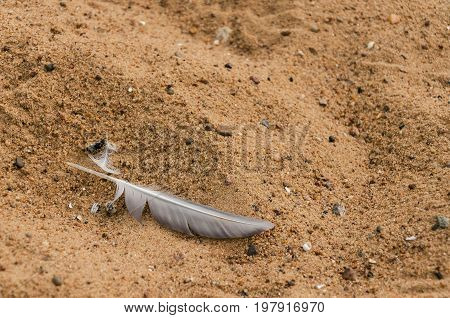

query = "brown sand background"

[0,0,448,297]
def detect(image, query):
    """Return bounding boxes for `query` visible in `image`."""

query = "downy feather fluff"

[67,162,274,238]
[87,141,120,174]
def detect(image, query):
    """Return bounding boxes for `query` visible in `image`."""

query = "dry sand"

[0,0,448,297]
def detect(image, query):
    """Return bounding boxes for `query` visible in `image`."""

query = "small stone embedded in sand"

[165,84,174,95]
[433,271,444,280]
[216,125,233,137]
[138,20,146,26]
[388,14,401,24]
[214,26,232,45]
[249,76,260,85]
[405,236,417,241]
[341,267,356,281]
[13,157,25,169]
[408,183,416,190]
[280,30,291,36]
[44,63,55,72]
[261,119,270,128]
[367,41,375,49]
[308,47,318,55]
[127,87,133,93]
[106,202,116,216]
[68,202,73,209]
[309,23,320,33]
[319,98,328,107]
[52,275,62,286]
[432,216,449,230]
[247,244,257,256]
[332,203,346,216]
[94,74,102,81]
[302,242,312,252]
[328,135,336,143]
[224,62,232,69]
[315,284,325,289]
[285,280,295,287]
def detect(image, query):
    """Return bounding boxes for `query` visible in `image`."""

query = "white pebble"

[302,242,312,252]
[128,87,133,93]
[367,41,375,49]
[138,21,146,26]
[284,186,291,194]
[405,236,417,241]
[68,202,73,209]
[315,284,325,289]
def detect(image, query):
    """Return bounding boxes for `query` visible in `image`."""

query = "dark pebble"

[285,280,295,287]
[341,267,356,281]
[185,138,193,145]
[260,119,270,128]
[0,265,5,271]
[52,275,62,286]
[224,63,232,69]
[106,202,116,216]
[408,183,416,190]
[249,76,260,85]
[433,271,443,280]
[328,135,336,143]
[14,157,25,169]
[289,76,294,82]
[424,20,430,27]
[432,216,449,230]
[375,225,383,233]
[204,123,213,131]
[247,244,257,256]
[357,86,364,94]
[216,125,233,137]
[280,30,291,36]
[44,63,55,72]
[85,139,106,154]
[332,203,346,216]
[94,75,102,81]
[308,47,318,55]
[166,85,175,95]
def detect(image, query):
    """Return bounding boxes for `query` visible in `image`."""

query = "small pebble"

[280,30,291,36]
[367,41,375,50]
[341,267,356,281]
[328,135,336,143]
[106,202,116,216]
[138,20,146,26]
[388,14,401,24]
[433,271,444,280]
[405,236,417,241]
[315,284,325,289]
[332,203,346,216]
[127,87,134,93]
[375,225,383,233]
[165,85,174,95]
[224,62,232,69]
[185,137,194,145]
[94,74,102,81]
[432,216,449,230]
[214,26,232,45]
[368,258,377,264]
[249,76,260,85]
[68,202,73,209]
[285,280,295,287]
[247,244,257,256]
[302,242,312,252]
[408,184,416,190]
[44,63,55,72]
[319,98,328,107]
[86,139,106,154]
[52,275,62,286]
[308,47,318,55]
[216,125,233,137]
[309,23,320,33]
[260,119,270,128]
[13,157,25,169]
[75,215,82,222]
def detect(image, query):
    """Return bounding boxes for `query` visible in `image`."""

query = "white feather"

[67,162,274,238]
[87,141,120,174]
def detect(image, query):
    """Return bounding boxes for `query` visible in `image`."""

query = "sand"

[0,0,448,297]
